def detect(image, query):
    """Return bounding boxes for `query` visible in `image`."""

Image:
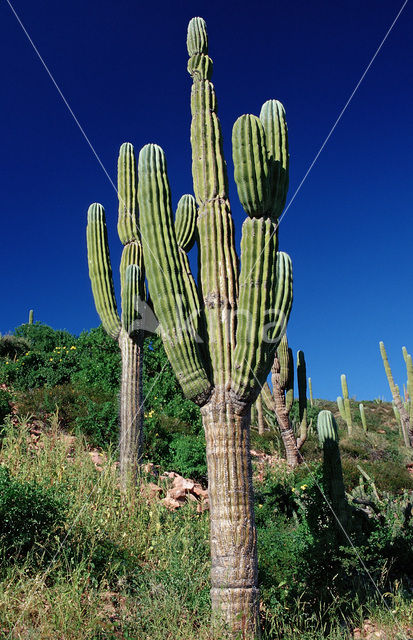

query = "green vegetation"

[0,322,412,638]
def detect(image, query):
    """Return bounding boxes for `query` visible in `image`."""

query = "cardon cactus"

[28,309,33,325]
[338,373,352,435]
[380,341,413,447]
[138,17,293,638]
[317,410,350,534]
[359,403,367,432]
[86,143,146,487]
[255,337,308,466]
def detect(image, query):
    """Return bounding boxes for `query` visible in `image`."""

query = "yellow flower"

[258,504,263,508]
[70,345,76,350]
[50,358,53,361]
[300,484,308,491]
[25,352,29,355]
[291,487,296,493]
[5,361,9,365]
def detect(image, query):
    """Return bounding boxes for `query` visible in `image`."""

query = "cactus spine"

[380,341,412,447]
[317,410,350,534]
[86,143,146,487]
[138,17,293,638]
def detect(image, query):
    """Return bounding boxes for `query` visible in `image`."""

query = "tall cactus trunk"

[202,393,259,638]
[118,329,144,487]
[271,358,301,467]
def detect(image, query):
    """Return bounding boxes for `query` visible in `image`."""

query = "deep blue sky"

[1,0,412,401]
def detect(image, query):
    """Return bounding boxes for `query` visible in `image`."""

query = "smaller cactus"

[308,376,314,407]
[380,341,412,447]
[317,410,350,533]
[340,374,352,435]
[359,403,367,432]
[28,310,33,325]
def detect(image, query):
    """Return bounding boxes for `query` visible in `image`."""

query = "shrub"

[0,388,12,425]
[169,434,207,480]
[0,466,67,558]
[0,334,30,359]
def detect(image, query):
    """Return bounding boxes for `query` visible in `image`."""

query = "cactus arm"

[232,248,293,401]
[296,349,308,448]
[174,195,202,329]
[259,99,289,220]
[187,17,238,387]
[138,143,211,403]
[86,203,121,340]
[175,194,197,252]
[117,142,140,244]
[232,114,271,217]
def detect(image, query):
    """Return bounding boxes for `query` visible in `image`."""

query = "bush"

[0,388,12,425]
[169,434,207,480]
[0,466,67,558]
[0,334,30,359]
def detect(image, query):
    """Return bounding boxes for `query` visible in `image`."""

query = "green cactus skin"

[296,350,308,448]
[317,410,350,534]
[138,17,293,638]
[308,376,314,407]
[380,341,412,447]
[359,403,368,432]
[402,346,413,423]
[28,310,33,325]
[337,396,346,422]
[87,142,146,487]
[340,374,353,435]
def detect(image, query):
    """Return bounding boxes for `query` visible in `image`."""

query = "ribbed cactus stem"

[28,309,33,325]
[138,17,294,637]
[308,377,313,406]
[380,341,412,447]
[86,143,146,487]
[296,350,307,448]
[340,374,352,435]
[317,410,350,535]
[402,347,413,423]
[359,403,367,432]
[271,346,300,467]
[337,396,346,422]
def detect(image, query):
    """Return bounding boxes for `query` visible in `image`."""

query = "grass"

[0,403,412,639]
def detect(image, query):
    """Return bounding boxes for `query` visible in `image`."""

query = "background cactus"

[380,341,413,447]
[138,16,293,638]
[359,403,368,432]
[255,336,308,466]
[337,373,353,435]
[317,410,350,535]
[308,376,314,406]
[86,143,146,487]
[28,309,33,325]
